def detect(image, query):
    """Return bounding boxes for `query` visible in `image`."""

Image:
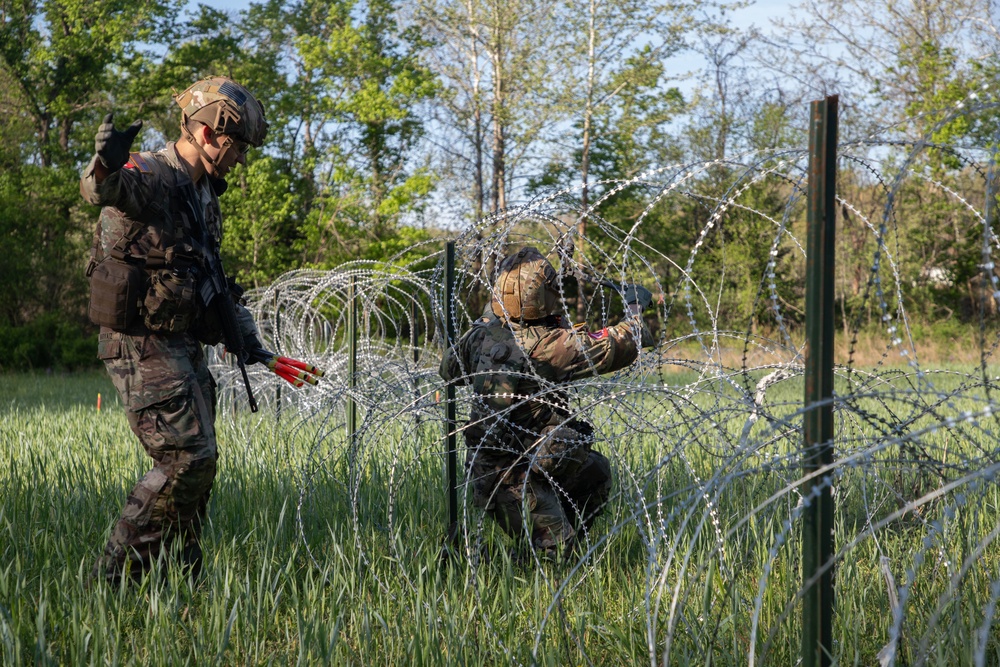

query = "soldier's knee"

[530,486,574,550]
[173,455,217,507]
[486,484,530,538]
[119,468,170,526]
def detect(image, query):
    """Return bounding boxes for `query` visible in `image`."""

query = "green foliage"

[361,224,435,264]
[0,0,997,372]
[228,0,439,271]
[0,0,184,365]
[0,313,97,371]
[683,170,801,330]
[893,41,973,171]
[220,155,304,288]
[530,48,686,199]
[0,161,90,327]
[0,0,182,165]
[0,0,440,366]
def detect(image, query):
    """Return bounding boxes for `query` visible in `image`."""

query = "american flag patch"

[218,81,247,105]
[588,327,609,340]
[126,153,151,173]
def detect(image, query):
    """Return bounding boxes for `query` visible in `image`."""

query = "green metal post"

[445,243,458,531]
[803,94,838,667]
[412,298,420,364]
[411,296,422,427]
[348,275,358,443]
[274,288,281,421]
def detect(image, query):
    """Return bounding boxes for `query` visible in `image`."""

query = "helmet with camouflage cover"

[175,76,268,147]
[491,246,561,320]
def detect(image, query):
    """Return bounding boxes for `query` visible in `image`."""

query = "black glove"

[95,113,143,171]
[621,283,652,310]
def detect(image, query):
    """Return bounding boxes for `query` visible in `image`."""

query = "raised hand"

[95,113,143,171]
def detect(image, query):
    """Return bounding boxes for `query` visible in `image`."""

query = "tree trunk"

[467,0,485,223]
[574,0,597,323]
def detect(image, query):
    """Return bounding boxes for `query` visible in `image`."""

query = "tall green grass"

[1,371,998,665]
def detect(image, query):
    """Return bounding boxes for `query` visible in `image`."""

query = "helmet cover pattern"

[491,246,561,320]
[174,76,268,147]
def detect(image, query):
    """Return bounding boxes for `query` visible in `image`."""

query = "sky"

[189,0,793,33]
[186,0,245,13]
[188,0,792,27]
[185,0,796,97]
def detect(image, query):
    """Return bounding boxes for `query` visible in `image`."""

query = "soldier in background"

[440,246,654,561]
[80,76,269,585]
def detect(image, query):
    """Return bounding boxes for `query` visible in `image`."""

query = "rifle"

[187,185,324,410]
[198,238,260,412]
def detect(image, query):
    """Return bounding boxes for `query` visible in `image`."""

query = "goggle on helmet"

[174,76,268,148]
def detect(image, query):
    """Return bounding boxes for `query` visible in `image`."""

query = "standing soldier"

[440,246,654,560]
[81,76,269,585]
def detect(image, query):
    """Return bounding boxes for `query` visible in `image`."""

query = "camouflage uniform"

[81,77,266,584]
[440,247,651,555]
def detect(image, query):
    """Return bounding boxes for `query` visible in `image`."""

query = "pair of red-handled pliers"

[249,350,325,387]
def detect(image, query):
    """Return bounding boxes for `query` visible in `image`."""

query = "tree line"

[0,0,997,369]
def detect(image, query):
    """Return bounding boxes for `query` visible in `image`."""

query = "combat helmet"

[491,246,561,320]
[175,76,268,147]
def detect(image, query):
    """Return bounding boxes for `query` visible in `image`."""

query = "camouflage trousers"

[95,330,217,583]
[468,444,612,554]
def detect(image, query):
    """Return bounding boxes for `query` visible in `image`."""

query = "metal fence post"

[803,94,838,667]
[274,288,281,422]
[348,275,358,444]
[412,298,420,365]
[445,242,458,534]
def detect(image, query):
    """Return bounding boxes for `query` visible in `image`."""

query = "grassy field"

[1,369,999,665]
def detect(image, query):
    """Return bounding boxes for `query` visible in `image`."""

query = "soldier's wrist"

[92,157,112,184]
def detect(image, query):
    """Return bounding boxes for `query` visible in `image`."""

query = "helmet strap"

[181,114,230,179]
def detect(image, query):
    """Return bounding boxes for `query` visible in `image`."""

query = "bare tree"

[558,0,697,211]
[762,0,997,138]
[411,0,562,221]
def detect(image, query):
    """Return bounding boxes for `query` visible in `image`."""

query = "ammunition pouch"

[142,268,199,333]
[87,253,145,330]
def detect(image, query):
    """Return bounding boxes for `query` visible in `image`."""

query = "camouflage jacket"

[439,314,648,449]
[80,144,253,339]
[81,143,224,265]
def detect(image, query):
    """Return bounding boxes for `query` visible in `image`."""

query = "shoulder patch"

[588,327,609,340]
[126,152,152,173]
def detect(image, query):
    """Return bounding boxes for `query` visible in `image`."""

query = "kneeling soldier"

[440,246,653,560]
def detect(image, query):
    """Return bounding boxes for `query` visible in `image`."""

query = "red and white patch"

[588,327,609,340]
